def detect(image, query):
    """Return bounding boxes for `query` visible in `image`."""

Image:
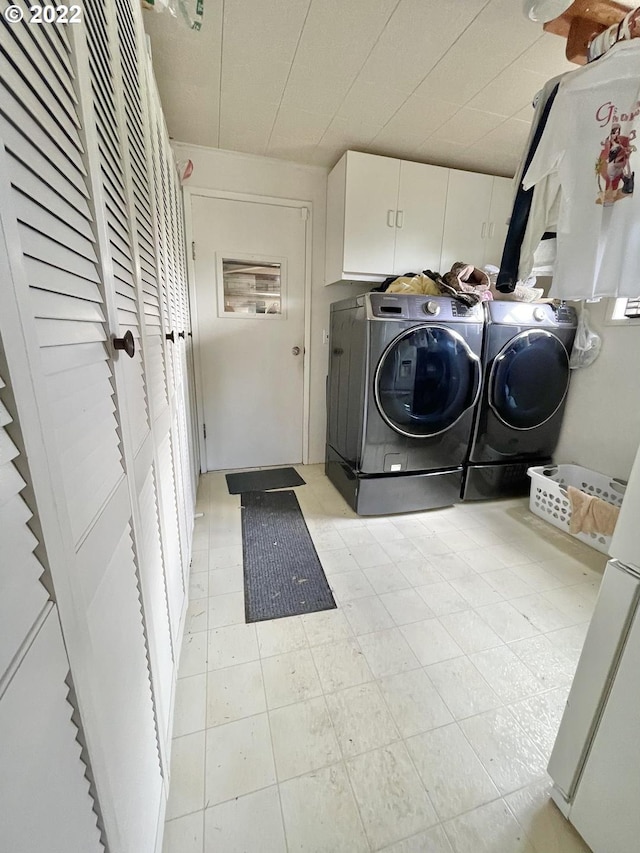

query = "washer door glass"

[375,325,481,438]
[490,330,569,430]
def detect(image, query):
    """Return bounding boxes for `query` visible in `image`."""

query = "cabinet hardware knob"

[178,331,185,339]
[292,346,301,356]
[113,330,135,358]
[166,331,175,343]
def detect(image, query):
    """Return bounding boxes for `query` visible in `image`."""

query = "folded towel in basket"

[567,486,620,537]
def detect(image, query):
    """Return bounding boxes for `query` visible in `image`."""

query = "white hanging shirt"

[523,40,640,300]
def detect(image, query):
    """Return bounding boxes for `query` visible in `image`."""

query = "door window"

[375,325,480,438]
[218,257,284,317]
[490,330,570,430]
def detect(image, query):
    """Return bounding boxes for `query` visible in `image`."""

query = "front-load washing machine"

[462,300,577,500]
[326,292,484,515]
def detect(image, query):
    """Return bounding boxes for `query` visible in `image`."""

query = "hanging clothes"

[496,76,563,292]
[522,40,640,301]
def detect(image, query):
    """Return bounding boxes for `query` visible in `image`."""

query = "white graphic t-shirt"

[523,40,640,300]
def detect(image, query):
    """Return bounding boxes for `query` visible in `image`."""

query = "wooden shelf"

[543,0,636,63]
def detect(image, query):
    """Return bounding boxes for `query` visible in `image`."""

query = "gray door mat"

[241,489,336,623]
[226,467,305,495]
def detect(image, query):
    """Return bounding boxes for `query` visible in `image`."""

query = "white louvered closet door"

[148,79,194,585]
[112,0,176,757]
[73,1,168,846]
[0,5,163,852]
[0,353,101,853]
[143,69,191,640]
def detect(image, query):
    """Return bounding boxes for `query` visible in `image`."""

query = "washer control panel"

[533,306,546,322]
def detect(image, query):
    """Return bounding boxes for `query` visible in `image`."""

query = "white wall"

[174,143,362,465]
[556,299,640,481]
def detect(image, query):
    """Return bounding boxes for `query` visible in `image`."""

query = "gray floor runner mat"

[226,467,305,495]
[241,489,336,622]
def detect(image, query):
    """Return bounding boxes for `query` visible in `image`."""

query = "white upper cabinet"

[440,170,512,274]
[326,151,449,283]
[345,152,400,277]
[325,151,513,284]
[394,160,449,276]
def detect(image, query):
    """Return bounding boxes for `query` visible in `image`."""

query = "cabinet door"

[440,170,493,274]
[394,161,449,275]
[343,152,400,276]
[484,176,513,267]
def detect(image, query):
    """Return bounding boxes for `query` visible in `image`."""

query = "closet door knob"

[113,330,135,358]
[178,331,185,339]
[166,331,175,343]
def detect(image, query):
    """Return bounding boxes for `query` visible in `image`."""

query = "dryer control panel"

[367,293,483,323]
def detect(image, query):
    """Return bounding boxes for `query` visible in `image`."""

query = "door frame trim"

[183,187,312,472]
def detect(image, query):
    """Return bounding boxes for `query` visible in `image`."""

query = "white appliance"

[547,442,640,853]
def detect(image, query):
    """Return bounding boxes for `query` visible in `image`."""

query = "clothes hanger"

[524,0,635,63]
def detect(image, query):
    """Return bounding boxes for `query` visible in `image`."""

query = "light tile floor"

[163,464,604,853]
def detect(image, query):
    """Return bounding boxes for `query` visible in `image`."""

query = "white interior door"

[192,195,307,471]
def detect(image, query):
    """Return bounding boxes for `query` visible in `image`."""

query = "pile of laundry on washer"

[374,262,544,306]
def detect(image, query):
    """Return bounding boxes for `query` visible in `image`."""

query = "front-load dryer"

[462,300,577,500]
[326,292,484,515]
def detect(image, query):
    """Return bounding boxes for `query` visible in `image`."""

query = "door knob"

[292,346,301,356]
[113,330,135,358]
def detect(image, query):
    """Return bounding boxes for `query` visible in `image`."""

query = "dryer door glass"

[490,330,569,430]
[375,325,480,438]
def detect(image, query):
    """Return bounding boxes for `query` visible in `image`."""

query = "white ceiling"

[143,0,580,177]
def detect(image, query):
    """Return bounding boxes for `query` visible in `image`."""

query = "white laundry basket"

[527,464,627,554]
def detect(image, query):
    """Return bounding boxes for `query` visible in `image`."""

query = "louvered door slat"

[138,467,173,746]
[2,120,89,209]
[93,99,123,168]
[0,52,83,162]
[13,191,97,261]
[36,318,105,347]
[9,157,93,235]
[10,1,77,103]
[23,2,74,72]
[46,359,112,402]
[84,523,162,852]
[30,288,106,322]
[2,23,79,130]
[18,224,100,280]
[156,434,182,641]
[0,371,49,678]
[24,256,102,302]
[0,608,103,853]
[0,112,87,203]
[49,381,112,424]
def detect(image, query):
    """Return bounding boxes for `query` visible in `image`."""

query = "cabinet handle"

[387,209,395,227]
[396,210,404,228]
[481,222,487,239]
[488,222,495,238]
